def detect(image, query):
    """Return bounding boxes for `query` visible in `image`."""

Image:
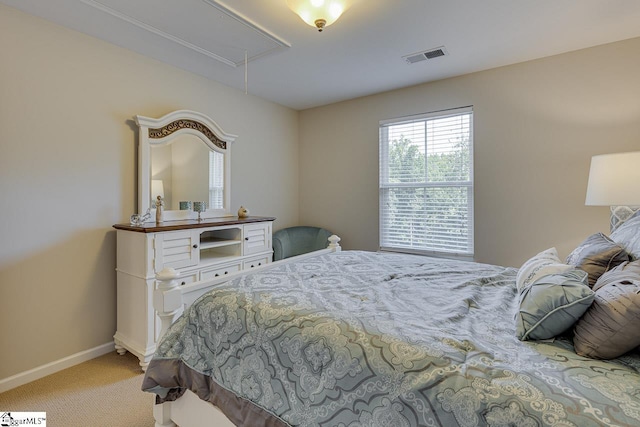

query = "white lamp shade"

[151,179,165,202]
[585,151,640,206]
[287,0,350,29]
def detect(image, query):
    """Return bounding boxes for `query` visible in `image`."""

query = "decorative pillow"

[565,233,629,288]
[610,210,640,260]
[516,248,574,293]
[516,269,593,341]
[592,260,640,292]
[573,266,640,359]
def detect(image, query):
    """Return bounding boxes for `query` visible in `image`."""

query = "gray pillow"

[610,210,640,260]
[516,248,573,293]
[592,260,640,291]
[573,264,640,359]
[565,233,629,288]
[516,269,594,341]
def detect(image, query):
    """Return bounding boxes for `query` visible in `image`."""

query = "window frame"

[379,106,474,259]
[209,150,225,210]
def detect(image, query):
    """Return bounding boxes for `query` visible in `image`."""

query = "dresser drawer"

[200,262,242,281]
[177,272,199,287]
[243,254,271,270]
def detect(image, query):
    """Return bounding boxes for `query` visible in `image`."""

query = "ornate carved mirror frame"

[135,110,236,222]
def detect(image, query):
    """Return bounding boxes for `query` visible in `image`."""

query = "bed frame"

[151,235,342,427]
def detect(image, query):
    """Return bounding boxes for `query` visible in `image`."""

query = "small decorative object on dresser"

[155,196,164,223]
[237,206,249,218]
[179,201,192,210]
[193,201,207,221]
[129,208,151,226]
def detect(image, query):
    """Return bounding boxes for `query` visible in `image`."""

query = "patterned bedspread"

[142,251,640,427]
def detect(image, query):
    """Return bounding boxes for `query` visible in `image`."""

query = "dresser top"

[113,216,276,233]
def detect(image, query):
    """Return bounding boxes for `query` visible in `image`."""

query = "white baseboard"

[0,342,115,393]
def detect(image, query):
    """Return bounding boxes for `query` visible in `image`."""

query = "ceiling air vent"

[403,46,448,64]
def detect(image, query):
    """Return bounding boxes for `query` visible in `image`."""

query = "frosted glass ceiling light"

[287,0,350,32]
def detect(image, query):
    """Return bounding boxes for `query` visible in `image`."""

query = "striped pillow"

[516,248,573,293]
[565,233,628,287]
[573,261,640,359]
[610,211,640,260]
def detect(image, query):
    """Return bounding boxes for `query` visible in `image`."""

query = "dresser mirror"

[135,110,237,222]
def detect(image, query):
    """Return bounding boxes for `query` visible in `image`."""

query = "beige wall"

[299,37,640,267]
[3,2,640,384]
[0,6,299,379]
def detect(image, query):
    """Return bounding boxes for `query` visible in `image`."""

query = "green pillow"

[516,269,594,341]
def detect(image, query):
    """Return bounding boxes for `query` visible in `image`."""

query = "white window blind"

[209,151,224,209]
[379,106,474,257]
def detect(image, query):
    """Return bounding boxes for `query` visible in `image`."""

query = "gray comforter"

[142,251,640,426]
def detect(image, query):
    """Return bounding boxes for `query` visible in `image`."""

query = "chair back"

[273,226,333,261]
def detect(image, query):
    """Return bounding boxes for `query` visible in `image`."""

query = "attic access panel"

[80,0,290,66]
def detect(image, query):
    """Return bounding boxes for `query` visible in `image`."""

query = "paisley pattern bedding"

[142,251,640,427]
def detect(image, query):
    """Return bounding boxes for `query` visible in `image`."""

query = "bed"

[142,227,640,426]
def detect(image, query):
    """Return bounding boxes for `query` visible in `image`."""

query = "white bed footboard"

[153,234,341,340]
[153,390,236,427]
[151,235,340,427]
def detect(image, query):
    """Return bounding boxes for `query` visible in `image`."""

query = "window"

[379,106,473,257]
[209,150,225,209]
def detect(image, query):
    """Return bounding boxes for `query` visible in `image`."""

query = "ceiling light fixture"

[287,0,350,32]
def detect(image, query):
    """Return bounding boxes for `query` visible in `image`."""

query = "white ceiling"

[4,0,640,110]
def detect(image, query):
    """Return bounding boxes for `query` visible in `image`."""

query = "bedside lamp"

[585,151,640,231]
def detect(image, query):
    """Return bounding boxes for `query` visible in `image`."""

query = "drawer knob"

[245,237,249,241]
[251,264,254,268]
[193,244,198,249]
[181,281,186,286]
[224,271,228,275]
[215,273,219,277]
[258,262,262,266]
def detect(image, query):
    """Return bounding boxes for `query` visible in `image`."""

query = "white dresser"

[113,216,274,370]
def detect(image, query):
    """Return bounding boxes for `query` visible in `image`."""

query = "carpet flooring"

[0,351,155,426]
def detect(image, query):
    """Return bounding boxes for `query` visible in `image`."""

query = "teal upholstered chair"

[273,226,333,261]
